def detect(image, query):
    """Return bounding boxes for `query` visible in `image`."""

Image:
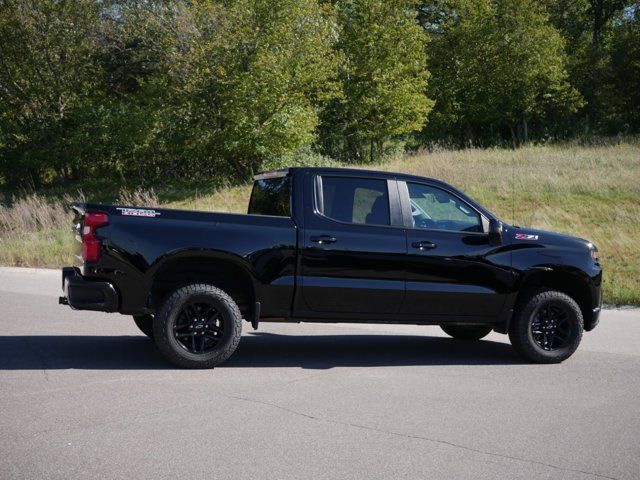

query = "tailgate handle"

[310,235,337,244]
[412,240,436,250]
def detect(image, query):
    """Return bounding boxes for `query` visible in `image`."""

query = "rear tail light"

[82,212,109,262]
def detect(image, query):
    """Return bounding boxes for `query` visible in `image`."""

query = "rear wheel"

[153,284,242,369]
[440,324,493,340]
[509,289,583,363]
[133,314,154,339]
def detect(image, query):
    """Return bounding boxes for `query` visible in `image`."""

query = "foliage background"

[0,1,638,305]
[1,0,639,187]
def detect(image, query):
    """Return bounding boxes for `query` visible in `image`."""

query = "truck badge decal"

[515,233,539,240]
[116,207,161,218]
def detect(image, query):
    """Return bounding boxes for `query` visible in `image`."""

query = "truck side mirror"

[488,218,503,246]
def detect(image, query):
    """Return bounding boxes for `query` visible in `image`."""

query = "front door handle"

[310,235,337,244]
[412,240,436,250]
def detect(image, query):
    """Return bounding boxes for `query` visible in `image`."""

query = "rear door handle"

[310,235,337,244]
[412,240,436,250]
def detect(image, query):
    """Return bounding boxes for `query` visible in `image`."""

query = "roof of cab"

[254,166,444,186]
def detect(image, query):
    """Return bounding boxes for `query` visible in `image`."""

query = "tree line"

[0,0,638,187]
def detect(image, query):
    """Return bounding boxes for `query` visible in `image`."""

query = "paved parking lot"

[0,268,639,480]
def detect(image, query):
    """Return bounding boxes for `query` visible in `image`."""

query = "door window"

[320,177,390,226]
[407,183,482,232]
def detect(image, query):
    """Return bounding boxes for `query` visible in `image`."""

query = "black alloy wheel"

[173,298,225,354]
[530,303,572,351]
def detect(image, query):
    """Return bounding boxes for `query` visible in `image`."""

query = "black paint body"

[63,167,603,333]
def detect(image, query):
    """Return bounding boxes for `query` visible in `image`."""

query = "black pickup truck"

[60,167,602,368]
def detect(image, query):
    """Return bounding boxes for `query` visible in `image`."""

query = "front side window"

[407,183,482,232]
[320,176,390,226]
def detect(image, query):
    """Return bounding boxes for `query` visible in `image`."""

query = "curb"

[0,266,60,276]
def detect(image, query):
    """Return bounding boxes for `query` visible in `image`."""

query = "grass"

[1,141,638,305]
[381,143,640,305]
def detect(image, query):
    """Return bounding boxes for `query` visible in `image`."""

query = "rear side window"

[248,176,291,217]
[320,176,390,226]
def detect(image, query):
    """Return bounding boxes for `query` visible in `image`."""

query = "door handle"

[310,235,337,244]
[412,240,436,250]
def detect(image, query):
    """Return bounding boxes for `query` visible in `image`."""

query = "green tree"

[424,0,583,145]
[0,0,105,186]
[320,0,433,162]
[604,6,640,131]
[588,0,630,48]
[131,0,340,179]
[546,0,633,131]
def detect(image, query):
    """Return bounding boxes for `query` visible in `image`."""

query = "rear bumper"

[59,267,119,312]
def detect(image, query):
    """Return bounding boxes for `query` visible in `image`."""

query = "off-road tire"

[133,314,154,339]
[440,324,493,340]
[509,289,583,363]
[153,284,242,369]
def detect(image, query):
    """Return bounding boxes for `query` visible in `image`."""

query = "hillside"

[1,141,638,305]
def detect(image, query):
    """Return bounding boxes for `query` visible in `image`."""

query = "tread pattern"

[153,283,242,369]
[508,288,583,364]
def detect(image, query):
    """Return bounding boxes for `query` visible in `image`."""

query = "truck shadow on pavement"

[0,332,524,370]
[227,332,524,369]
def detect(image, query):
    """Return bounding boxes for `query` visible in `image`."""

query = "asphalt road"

[0,268,639,480]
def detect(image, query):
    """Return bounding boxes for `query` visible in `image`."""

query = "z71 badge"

[515,233,539,240]
[116,207,161,218]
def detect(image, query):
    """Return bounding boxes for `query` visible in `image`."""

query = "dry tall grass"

[0,194,81,267]
[117,187,159,207]
[0,194,71,234]
[1,142,638,304]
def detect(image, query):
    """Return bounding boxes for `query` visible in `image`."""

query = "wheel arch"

[147,250,257,320]
[504,267,595,332]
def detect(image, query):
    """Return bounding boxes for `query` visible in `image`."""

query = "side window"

[248,176,291,216]
[407,183,482,232]
[320,176,390,226]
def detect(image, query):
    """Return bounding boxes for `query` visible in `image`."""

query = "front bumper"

[59,267,119,312]
[586,306,601,331]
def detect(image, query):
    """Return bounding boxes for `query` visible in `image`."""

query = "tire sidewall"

[154,285,242,368]
[511,289,584,363]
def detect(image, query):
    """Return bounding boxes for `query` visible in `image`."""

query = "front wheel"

[440,324,493,340]
[153,284,242,369]
[509,289,583,363]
